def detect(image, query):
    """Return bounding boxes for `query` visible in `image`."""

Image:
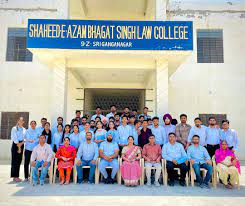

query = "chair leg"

[186,173,189,187]
[49,167,53,184]
[191,169,194,187]
[73,167,77,184]
[95,167,99,184]
[30,167,33,184]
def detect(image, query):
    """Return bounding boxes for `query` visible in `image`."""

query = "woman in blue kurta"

[53,124,64,152]
[94,121,107,147]
[24,120,39,181]
[69,125,80,149]
[11,117,26,182]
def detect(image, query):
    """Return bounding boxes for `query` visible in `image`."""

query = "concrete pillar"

[155,60,168,120]
[155,0,167,20]
[51,60,68,124]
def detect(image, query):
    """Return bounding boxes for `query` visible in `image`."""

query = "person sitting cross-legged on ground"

[142,134,162,187]
[55,137,76,185]
[30,134,53,186]
[215,140,241,189]
[162,132,189,187]
[99,133,119,184]
[187,135,213,189]
[76,132,98,184]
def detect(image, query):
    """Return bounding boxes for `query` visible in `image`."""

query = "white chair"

[73,158,99,184]
[96,158,121,184]
[163,159,189,186]
[30,157,54,185]
[141,158,165,186]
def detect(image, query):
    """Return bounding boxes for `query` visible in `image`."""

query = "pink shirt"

[142,143,162,162]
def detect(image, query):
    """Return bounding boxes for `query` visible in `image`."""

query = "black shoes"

[169,180,175,186]
[179,180,186,187]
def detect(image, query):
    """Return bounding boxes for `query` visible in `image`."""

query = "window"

[199,114,227,128]
[6,28,33,62]
[197,29,224,63]
[0,112,29,140]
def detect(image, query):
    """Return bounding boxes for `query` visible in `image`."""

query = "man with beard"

[187,135,212,188]
[205,117,221,158]
[99,133,119,184]
[76,132,98,184]
[78,116,88,132]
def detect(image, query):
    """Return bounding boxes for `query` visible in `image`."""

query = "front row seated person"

[55,137,76,185]
[99,133,119,184]
[142,134,162,187]
[187,135,213,189]
[30,134,53,186]
[162,133,189,187]
[76,132,98,184]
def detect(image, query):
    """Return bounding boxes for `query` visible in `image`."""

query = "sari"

[120,145,141,185]
[55,145,77,170]
[215,147,240,186]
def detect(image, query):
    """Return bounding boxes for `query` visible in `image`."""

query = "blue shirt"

[36,126,44,136]
[163,125,176,141]
[206,127,221,145]
[187,125,207,146]
[139,114,151,120]
[79,130,95,143]
[91,114,105,121]
[117,124,132,145]
[53,132,63,149]
[79,125,85,132]
[69,132,80,149]
[151,125,167,145]
[11,126,26,144]
[77,141,99,161]
[95,129,107,147]
[131,128,139,145]
[220,129,239,151]
[187,145,211,164]
[106,112,116,119]
[106,130,119,144]
[99,141,119,157]
[24,128,39,151]
[162,142,187,161]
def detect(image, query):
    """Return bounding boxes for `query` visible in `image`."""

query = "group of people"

[10,105,241,189]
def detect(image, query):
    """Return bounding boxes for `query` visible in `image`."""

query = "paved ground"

[0,162,245,206]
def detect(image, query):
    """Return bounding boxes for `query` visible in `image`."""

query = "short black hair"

[124,106,130,109]
[132,109,137,112]
[96,106,102,110]
[180,114,187,118]
[95,116,101,120]
[143,120,148,123]
[138,115,144,119]
[152,116,159,121]
[75,110,81,114]
[222,119,230,124]
[168,132,176,137]
[149,134,155,138]
[130,115,136,119]
[57,116,63,121]
[192,135,200,139]
[86,131,92,136]
[143,107,149,110]
[82,116,88,119]
[110,105,116,108]
[147,118,152,121]
[209,116,216,121]
[194,117,201,121]
[121,115,128,120]
[41,117,47,121]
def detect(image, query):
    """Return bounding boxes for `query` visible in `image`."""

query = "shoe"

[40,182,44,186]
[146,181,151,186]
[88,181,94,184]
[169,181,174,187]
[154,181,160,187]
[64,180,69,185]
[109,178,114,184]
[32,182,37,186]
[77,179,82,184]
[24,178,29,182]
[179,181,186,187]
[199,183,204,188]
[202,183,210,189]
[59,180,65,185]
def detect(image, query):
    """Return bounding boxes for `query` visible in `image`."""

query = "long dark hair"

[62,124,71,141]
[94,121,103,134]
[106,121,117,131]
[42,122,52,144]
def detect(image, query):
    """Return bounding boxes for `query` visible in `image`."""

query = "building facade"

[0,0,245,159]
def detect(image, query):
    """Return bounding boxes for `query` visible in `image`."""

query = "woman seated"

[55,137,76,185]
[120,136,142,187]
[215,140,241,189]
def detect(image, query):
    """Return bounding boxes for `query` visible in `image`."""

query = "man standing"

[76,132,98,184]
[162,114,176,138]
[175,114,192,148]
[106,105,117,119]
[151,117,167,147]
[99,133,119,184]
[117,116,132,151]
[187,135,213,188]
[30,134,53,186]
[71,110,83,125]
[138,120,152,148]
[36,117,47,136]
[162,133,188,186]
[205,117,221,158]
[187,118,207,150]
[142,135,162,186]
[140,107,151,120]
[91,106,105,121]
[51,117,63,136]
[220,119,239,153]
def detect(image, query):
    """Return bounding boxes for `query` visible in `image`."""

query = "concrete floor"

[0,163,245,206]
